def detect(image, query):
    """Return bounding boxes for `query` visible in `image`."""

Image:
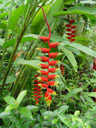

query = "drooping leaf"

[4,96,17,106]
[0,75,16,85]
[18,107,33,119]
[3,34,37,48]
[61,47,77,72]
[64,88,83,100]
[14,58,41,70]
[8,5,25,30]
[16,90,27,105]
[70,43,96,57]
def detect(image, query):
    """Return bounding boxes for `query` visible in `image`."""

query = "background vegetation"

[0,0,96,127]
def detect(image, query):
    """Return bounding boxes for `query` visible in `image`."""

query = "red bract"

[48,81,56,86]
[93,58,96,70]
[69,19,75,24]
[39,64,49,69]
[39,48,50,53]
[47,88,57,95]
[66,24,71,27]
[67,33,72,36]
[39,70,48,75]
[38,76,48,82]
[71,25,76,29]
[48,74,58,80]
[48,68,57,73]
[50,42,60,48]
[67,37,71,40]
[71,30,76,33]
[40,56,49,62]
[67,28,71,31]
[39,83,48,88]
[49,60,58,66]
[39,36,50,42]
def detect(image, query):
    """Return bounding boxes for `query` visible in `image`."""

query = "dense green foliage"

[0,0,96,127]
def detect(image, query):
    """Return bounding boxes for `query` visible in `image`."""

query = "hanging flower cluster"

[60,64,64,76]
[36,6,61,106]
[33,74,42,104]
[66,16,76,42]
[93,58,96,70]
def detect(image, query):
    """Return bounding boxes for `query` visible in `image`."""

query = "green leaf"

[0,112,10,118]
[52,118,59,124]
[4,105,17,112]
[8,5,25,30]
[58,115,71,127]
[61,47,77,72]
[0,12,9,19]
[4,96,17,106]
[14,58,41,70]
[3,34,37,48]
[32,4,51,26]
[0,75,16,85]
[54,6,96,21]
[80,0,96,4]
[16,90,27,105]
[18,107,33,119]
[26,105,38,112]
[85,92,96,98]
[70,43,96,57]
[57,105,69,114]
[64,88,83,100]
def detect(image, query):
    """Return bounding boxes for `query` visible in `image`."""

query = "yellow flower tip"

[36,57,40,59]
[57,61,61,64]
[52,92,57,95]
[56,75,59,78]
[37,64,40,67]
[37,70,41,73]
[35,48,40,51]
[58,53,63,56]
[54,81,59,85]
[56,68,60,71]
[38,84,41,87]
[37,77,41,81]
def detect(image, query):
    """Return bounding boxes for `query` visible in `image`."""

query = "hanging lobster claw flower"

[38,64,49,69]
[47,88,57,95]
[50,42,60,48]
[44,92,52,106]
[48,74,59,80]
[93,58,96,70]
[49,53,62,58]
[36,48,50,53]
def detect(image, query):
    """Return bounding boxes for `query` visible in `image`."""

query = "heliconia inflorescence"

[33,74,42,104]
[66,16,76,43]
[36,6,62,106]
[93,58,96,102]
